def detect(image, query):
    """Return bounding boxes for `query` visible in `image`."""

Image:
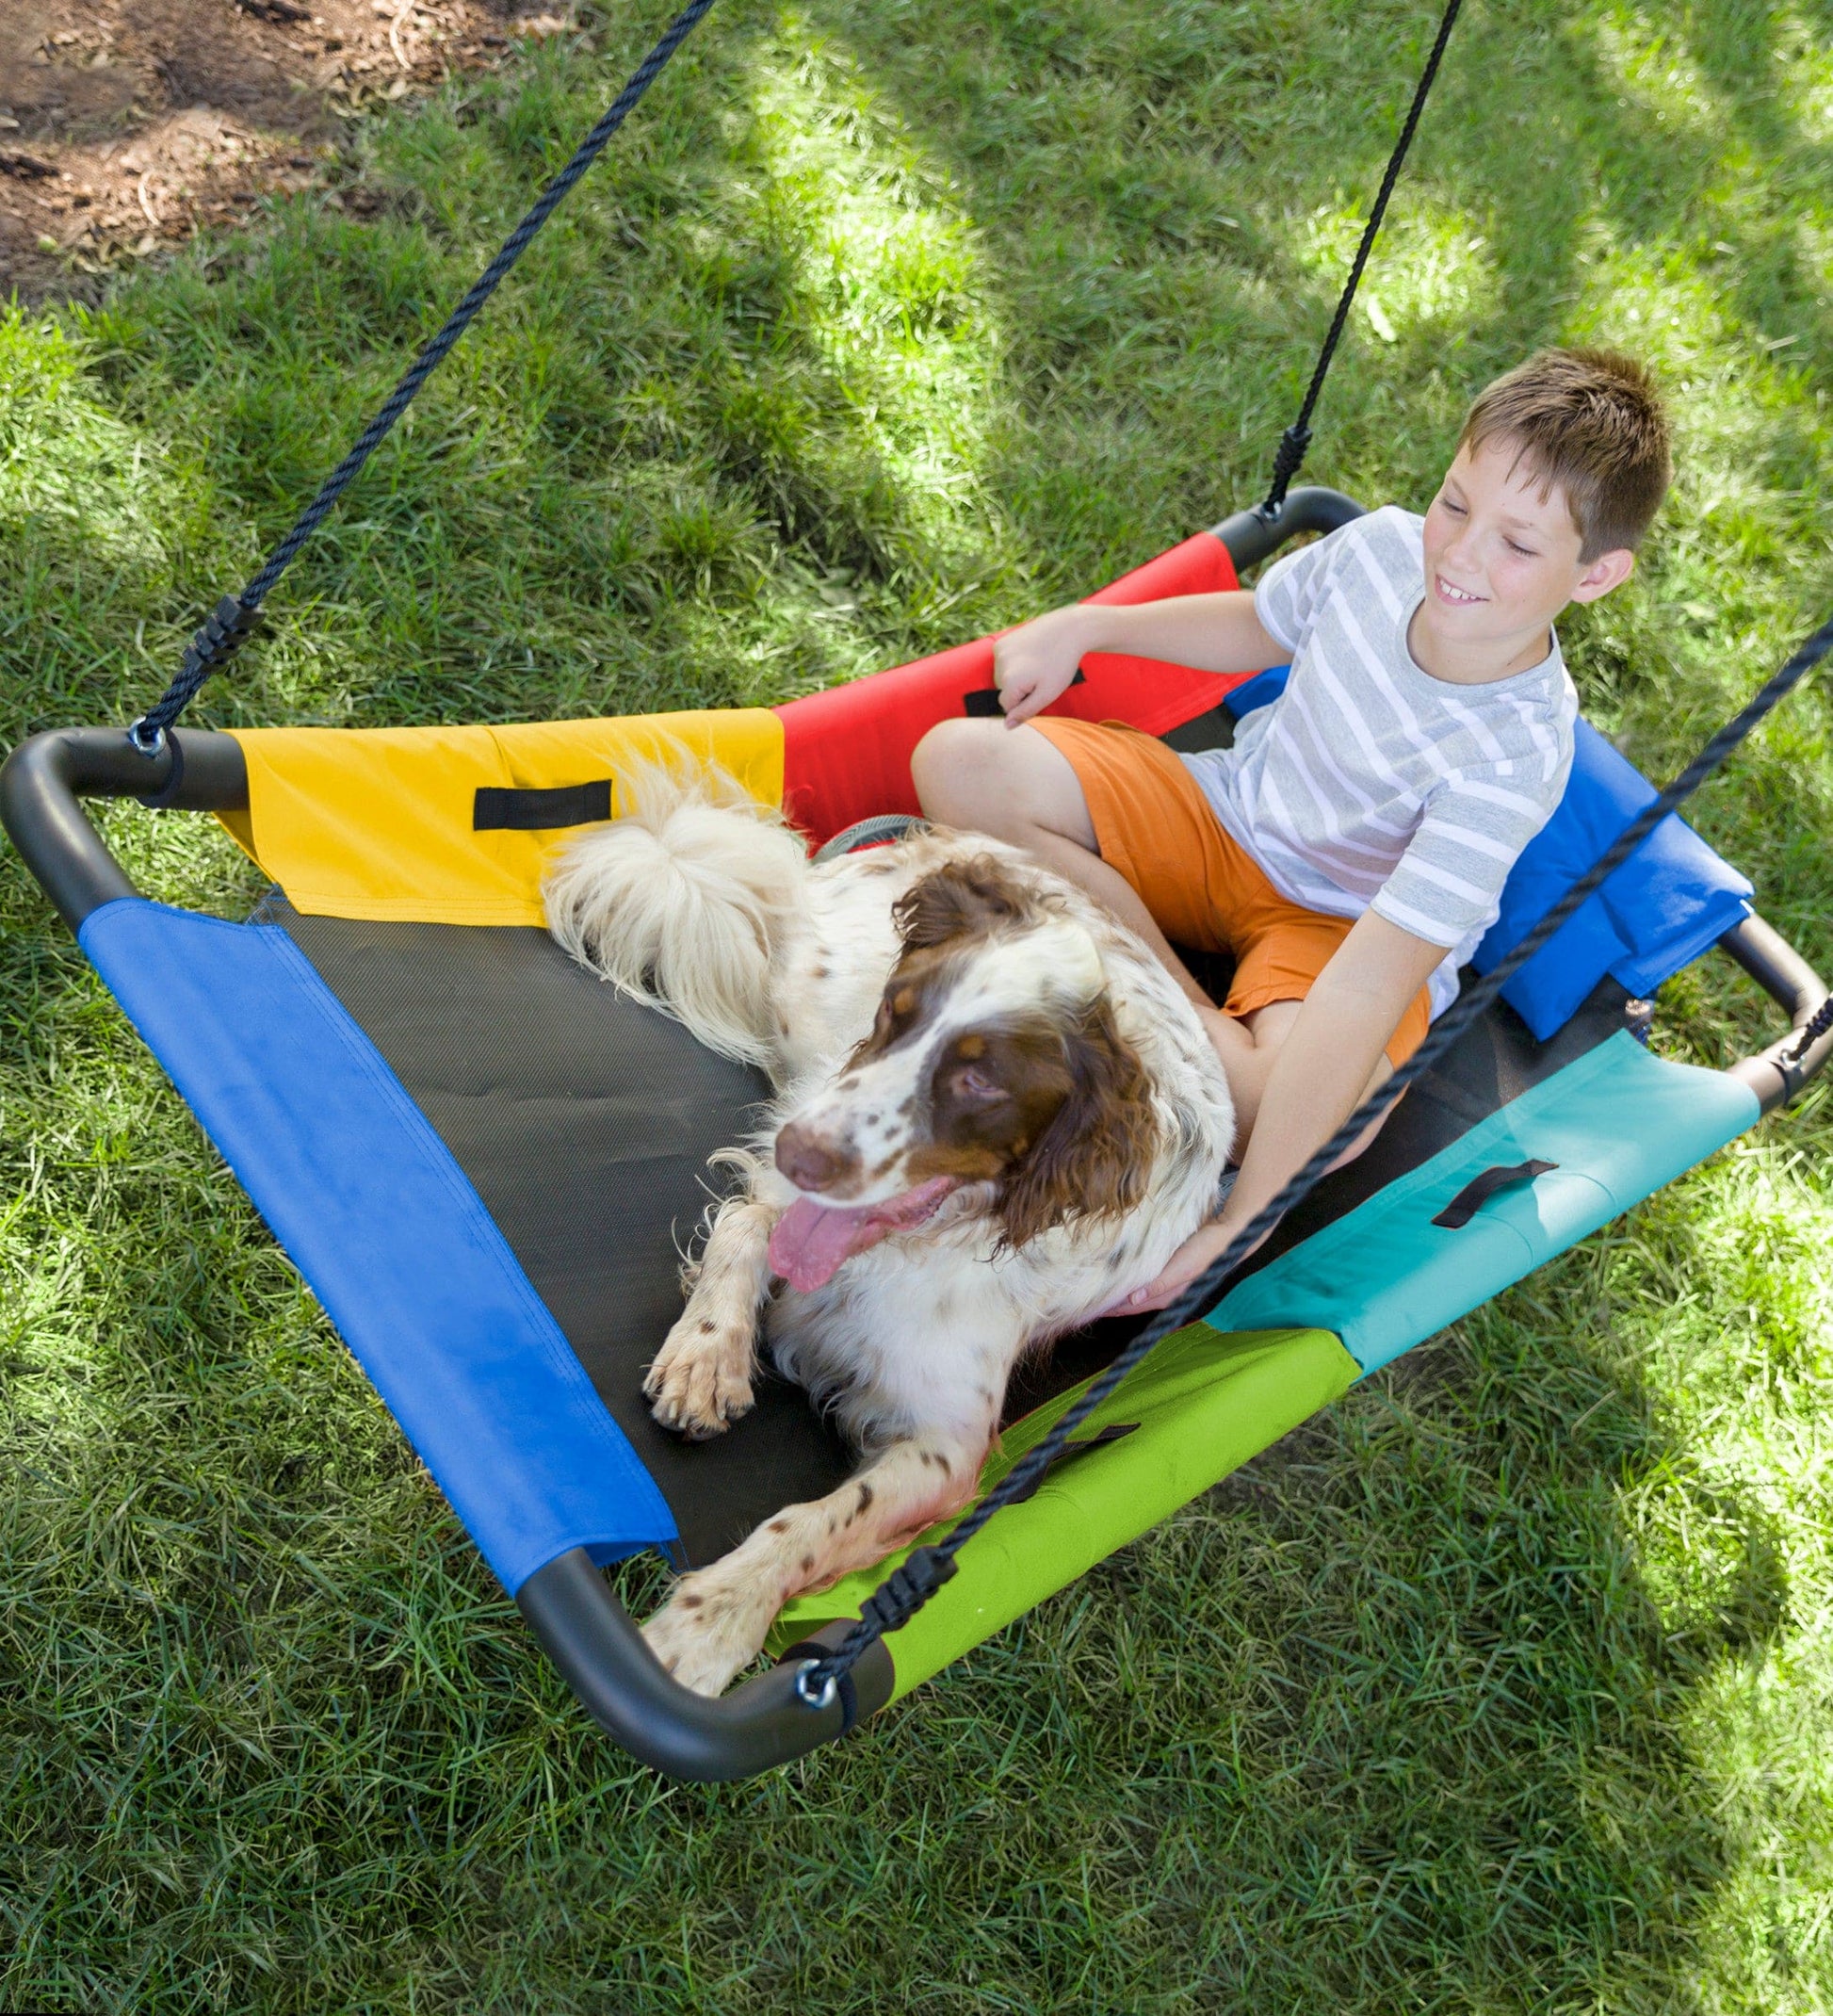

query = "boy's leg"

[1232,999,1394,1163]
[911,719,1215,1009]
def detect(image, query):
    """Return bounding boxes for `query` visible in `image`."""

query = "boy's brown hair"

[1459,346,1671,560]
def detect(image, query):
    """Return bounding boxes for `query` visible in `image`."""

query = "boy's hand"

[1110,1213,1268,1316]
[993,605,1102,726]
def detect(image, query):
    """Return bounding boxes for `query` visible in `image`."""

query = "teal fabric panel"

[1210,1032,1759,1373]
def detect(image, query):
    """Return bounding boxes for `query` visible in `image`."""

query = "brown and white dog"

[543,764,1235,1696]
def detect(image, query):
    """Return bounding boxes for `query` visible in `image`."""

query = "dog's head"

[768,856,1160,1291]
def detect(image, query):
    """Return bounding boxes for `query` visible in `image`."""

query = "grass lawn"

[6,0,1833,2007]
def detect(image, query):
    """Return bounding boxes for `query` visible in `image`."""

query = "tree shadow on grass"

[801,0,1833,581]
[1005,1189,1799,2012]
[1170,1264,1791,2010]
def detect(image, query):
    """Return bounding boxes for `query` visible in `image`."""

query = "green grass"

[5,0,1833,2007]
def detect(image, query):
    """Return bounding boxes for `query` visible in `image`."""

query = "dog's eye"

[951,1065,1007,1105]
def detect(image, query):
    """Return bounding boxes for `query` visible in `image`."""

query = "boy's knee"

[911,716,1097,853]
[911,718,1005,823]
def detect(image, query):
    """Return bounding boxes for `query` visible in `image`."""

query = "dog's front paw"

[642,1574,773,1698]
[643,1313,756,1439]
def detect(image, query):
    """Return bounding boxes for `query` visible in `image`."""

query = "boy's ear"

[1569,547,1635,605]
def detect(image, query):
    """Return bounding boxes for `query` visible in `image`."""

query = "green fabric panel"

[1211,1032,1759,1374]
[768,1324,1356,1700]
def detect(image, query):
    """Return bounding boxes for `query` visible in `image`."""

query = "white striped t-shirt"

[1182,506,1577,1019]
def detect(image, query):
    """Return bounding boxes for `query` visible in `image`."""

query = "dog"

[543,763,1236,1696]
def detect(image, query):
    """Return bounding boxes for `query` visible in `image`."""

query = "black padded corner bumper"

[1719,914,1833,1113]
[0,726,249,929]
[516,1549,896,1780]
[1211,485,1367,572]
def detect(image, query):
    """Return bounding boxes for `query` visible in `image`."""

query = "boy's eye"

[1440,498,1466,514]
[1505,539,1535,558]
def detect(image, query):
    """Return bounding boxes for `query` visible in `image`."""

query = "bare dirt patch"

[0,0,578,301]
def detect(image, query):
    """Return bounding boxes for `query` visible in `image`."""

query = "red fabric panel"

[775,530,1250,845]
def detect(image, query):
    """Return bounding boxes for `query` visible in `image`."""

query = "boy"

[911,347,1671,1310]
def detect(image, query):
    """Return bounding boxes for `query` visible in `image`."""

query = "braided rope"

[1258,0,1464,520]
[1786,991,1833,1064]
[129,0,719,754]
[802,609,1833,1698]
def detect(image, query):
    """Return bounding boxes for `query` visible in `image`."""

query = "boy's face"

[1418,435,1633,670]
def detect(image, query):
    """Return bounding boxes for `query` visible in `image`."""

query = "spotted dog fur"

[544,765,1235,1698]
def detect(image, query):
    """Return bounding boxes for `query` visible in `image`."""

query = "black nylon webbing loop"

[128,0,718,755]
[800,606,1833,1707]
[1258,0,1464,519]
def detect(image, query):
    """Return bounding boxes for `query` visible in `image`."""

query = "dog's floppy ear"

[999,992,1159,1249]
[894,855,1041,951]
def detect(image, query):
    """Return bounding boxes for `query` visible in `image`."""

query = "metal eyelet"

[792,1659,838,1711]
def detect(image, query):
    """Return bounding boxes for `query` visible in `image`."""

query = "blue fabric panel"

[1209,1032,1757,1373]
[1223,664,1290,717]
[1473,719,1752,1038]
[79,899,677,1594]
[1227,677,1751,1040]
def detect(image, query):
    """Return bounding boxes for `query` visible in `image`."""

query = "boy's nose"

[1438,524,1476,569]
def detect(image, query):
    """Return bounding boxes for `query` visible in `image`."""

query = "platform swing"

[8,0,1833,1782]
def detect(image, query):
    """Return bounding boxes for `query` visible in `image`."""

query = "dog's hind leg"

[644,1194,781,1439]
[641,1429,983,1698]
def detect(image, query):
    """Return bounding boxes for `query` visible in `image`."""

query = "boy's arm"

[1120,910,1451,1313]
[996,592,1288,726]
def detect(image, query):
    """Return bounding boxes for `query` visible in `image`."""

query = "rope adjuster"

[127,593,263,762]
[179,593,262,685]
[855,1544,958,1636]
[1257,422,1314,522]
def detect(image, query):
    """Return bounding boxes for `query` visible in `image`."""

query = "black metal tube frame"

[2,482,1824,1777]
[0,723,898,1781]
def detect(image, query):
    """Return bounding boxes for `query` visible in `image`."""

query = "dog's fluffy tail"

[542,757,807,1071]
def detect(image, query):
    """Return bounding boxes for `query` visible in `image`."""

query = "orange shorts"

[1031,717,1433,1071]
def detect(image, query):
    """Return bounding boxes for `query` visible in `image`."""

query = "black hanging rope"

[1258,0,1464,522]
[796,607,1833,1712]
[1787,991,1833,1064]
[128,0,719,756]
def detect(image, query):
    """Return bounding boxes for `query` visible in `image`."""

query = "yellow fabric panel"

[220,711,785,926]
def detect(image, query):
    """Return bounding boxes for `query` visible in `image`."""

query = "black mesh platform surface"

[277,899,1635,1564]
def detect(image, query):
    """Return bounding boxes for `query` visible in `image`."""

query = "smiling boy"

[910,347,1672,1309]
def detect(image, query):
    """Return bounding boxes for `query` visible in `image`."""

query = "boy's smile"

[1410,435,1633,685]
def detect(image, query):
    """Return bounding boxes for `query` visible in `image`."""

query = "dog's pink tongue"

[769,1178,957,1292]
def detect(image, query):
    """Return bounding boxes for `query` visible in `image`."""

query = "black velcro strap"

[998,1423,1139,1505]
[473,780,612,831]
[963,668,1084,717]
[1431,1159,1557,1230]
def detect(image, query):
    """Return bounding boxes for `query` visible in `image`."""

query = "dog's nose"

[775,1121,851,1194]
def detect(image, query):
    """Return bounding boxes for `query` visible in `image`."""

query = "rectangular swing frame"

[6,489,1829,1781]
